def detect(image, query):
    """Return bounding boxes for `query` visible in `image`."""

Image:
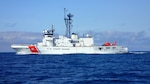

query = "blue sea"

[0,52,150,84]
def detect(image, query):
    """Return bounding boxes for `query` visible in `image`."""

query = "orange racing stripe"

[28,45,39,53]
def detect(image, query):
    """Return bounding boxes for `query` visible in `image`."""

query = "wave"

[129,51,149,54]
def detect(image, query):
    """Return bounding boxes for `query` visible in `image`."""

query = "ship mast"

[64,8,73,38]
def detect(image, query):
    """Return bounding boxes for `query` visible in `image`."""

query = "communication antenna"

[51,24,55,35]
[64,8,74,38]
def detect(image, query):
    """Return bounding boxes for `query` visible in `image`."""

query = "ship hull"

[11,45,128,55]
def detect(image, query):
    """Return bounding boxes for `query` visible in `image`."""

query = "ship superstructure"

[11,9,128,54]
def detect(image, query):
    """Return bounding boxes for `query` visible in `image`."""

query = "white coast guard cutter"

[11,9,128,55]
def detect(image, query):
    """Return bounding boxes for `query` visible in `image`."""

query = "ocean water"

[0,52,150,84]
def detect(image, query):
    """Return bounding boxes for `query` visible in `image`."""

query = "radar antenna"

[64,8,73,38]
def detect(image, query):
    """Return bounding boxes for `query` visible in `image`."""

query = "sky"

[0,0,150,52]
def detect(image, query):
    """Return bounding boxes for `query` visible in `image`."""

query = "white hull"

[11,45,128,55]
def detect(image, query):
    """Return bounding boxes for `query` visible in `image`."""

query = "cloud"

[85,30,150,51]
[0,32,42,42]
[4,23,17,27]
[0,31,42,52]
[0,30,150,52]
